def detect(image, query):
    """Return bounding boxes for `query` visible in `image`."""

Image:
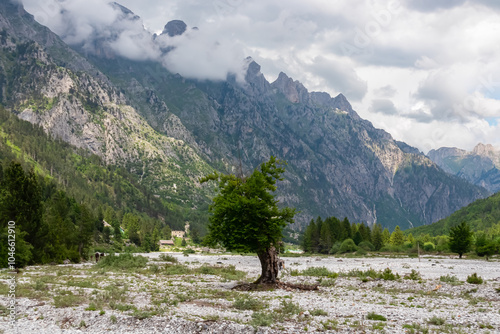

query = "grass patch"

[95,253,148,271]
[310,309,328,316]
[466,273,483,284]
[233,296,266,311]
[53,293,85,308]
[158,254,178,263]
[251,311,273,327]
[367,312,387,321]
[427,316,445,325]
[290,266,338,278]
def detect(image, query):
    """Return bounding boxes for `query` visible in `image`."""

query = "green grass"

[367,312,387,321]
[233,296,267,311]
[290,266,338,278]
[466,273,483,284]
[95,253,148,271]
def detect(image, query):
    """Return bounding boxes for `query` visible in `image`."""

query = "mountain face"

[0,2,490,230]
[428,144,500,193]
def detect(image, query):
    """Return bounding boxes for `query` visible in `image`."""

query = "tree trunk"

[255,246,280,284]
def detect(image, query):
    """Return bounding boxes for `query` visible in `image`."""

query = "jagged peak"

[472,143,498,155]
[110,2,140,21]
[162,20,187,37]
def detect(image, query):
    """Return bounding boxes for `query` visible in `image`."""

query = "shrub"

[367,312,387,321]
[381,268,398,280]
[405,269,421,281]
[251,311,274,327]
[423,242,435,252]
[299,266,338,278]
[427,316,445,325]
[158,253,178,263]
[310,309,328,316]
[233,296,266,311]
[358,241,375,251]
[339,239,358,253]
[440,274,459,284]
[95,253,148,270]
[329,242,342,254]
[466,273,483,284]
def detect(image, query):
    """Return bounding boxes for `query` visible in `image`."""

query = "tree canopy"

[448,221,473,258]
[201,156,295,283]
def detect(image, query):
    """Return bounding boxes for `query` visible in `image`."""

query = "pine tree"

[390,226,405,246]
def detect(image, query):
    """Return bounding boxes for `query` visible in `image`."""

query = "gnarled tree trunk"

[255,246,280,284]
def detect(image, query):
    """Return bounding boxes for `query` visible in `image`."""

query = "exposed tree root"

[232,281,319,291]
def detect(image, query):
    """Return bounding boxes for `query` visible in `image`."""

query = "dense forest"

[302,210,500,258]
[0,107,207,267]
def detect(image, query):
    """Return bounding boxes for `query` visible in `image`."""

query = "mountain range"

[0,1,491,230]
[428,143,500,194]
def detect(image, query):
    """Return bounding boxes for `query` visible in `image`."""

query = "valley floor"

[1,253,499,333]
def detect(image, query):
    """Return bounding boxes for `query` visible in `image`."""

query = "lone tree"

[200,156,296,284]
[448,221,473,258]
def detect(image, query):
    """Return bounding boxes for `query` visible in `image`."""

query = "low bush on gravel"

[466,273,483,284]
[290,266,338,278]
[196,264,246,281]
[158,254,178,263]
[427,316,445,325]
[233,296,267,310]
[274,299,303,321]
[440,274,459,284]
[367,312,387,321]
[310,309,328,316]
[404,269,421,281]
[95,253,148,271]
[251,311,274,327]
[53,293,85,308]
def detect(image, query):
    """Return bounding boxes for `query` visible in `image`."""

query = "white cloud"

[21,0,500,151]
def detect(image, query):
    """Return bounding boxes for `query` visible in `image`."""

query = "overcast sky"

[22,0,500,153]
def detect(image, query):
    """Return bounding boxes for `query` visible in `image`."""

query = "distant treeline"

[302,214,500,259]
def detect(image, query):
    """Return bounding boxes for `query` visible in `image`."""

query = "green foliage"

[233,296,267,311]
[448,222,473,258]
[466,273,483,284]
[390,226,405,246]
[201,156,296,254]
[292,266,338,278]
[423,242,435,252]
[367,312,387,321]
[339,238,358,253]
[427,316,445,325]
[475,233,497,259]
[440,275,460,284]
[250,311,274,327]
[95,253,148,271]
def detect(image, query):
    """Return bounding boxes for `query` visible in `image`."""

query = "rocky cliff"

[428,144,500,193]
[0,2,490,229]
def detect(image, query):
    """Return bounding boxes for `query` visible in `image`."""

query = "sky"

[22,0,500,153]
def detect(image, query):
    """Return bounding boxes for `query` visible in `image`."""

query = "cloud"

[306,56,367,101]
[22,0,248,81]
[370,99,398,115]
[374,85,397,98]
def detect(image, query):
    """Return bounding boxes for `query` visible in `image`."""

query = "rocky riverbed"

[1,253,499,333]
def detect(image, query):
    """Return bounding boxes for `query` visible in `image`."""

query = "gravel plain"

[1,252,500,333]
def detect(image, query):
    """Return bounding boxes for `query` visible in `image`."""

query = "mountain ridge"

[0,1,490,229]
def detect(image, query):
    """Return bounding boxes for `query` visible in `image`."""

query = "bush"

[381,268,398,280]
[329,242,342,254]
[298,266,338,278]
[339,239,358,253]
[428,316,445,325]
[404,269,421,281]
[367,312,387,321]
[358,241,375,251]
[95,253,148,270]
[440,274,459,284]
[158,253,178,263]
[466,273,483,284]
[233,296,266,311]
[423,242,435,252]
[251,311,274,327]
